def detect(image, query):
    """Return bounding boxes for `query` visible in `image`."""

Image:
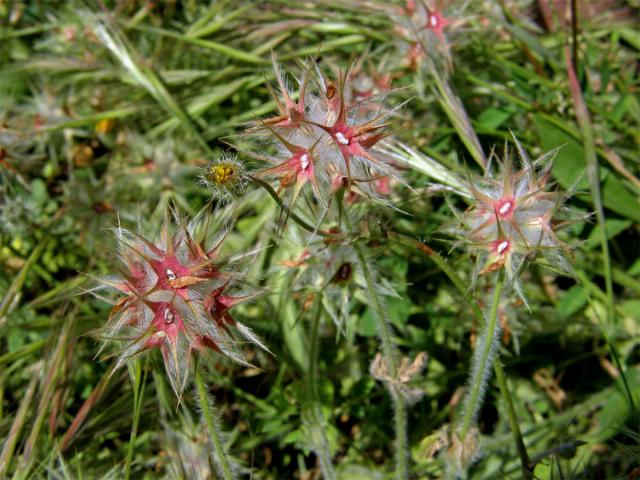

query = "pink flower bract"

[95,213,267,396]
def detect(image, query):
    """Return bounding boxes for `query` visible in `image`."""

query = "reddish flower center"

[493,239,511,255]
[424,10,449,41]
[299,153,311,171]
[149,255,190,292]
[494,198,515,218]
[335,131,350,145]
[145,302,186,347]
[427,12,440,28]
[288,150,314,178]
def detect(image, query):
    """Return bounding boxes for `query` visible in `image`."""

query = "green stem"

[124,360,146,480]
[195,365,234,480]
[352,243,397,375]
[386,232,531,472]
[349,221,407,479]
[460,273,504,440]
[494,361,532,479]
[308,299,337,480]
[0,363,40,476]
[15,319,74,480]
[392,391,408,478]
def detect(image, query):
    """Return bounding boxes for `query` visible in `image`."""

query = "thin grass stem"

[124,359,146,480]
[428,66,487,171]
[565,48,636,411]
[0,363,41,476]
[15,318,74,480]
[494,361,532,479]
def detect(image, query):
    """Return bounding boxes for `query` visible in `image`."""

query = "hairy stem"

[308,298,337,480]
[195,365,234,480]
[460,273,504,440]
[350,222,407,479]
[352,242,397,375]
[392,390,408,477]
[386,232,531,474]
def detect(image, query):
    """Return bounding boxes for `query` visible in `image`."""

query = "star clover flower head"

[92,210,267,396]
[446,134,585,304]
[249,55,405,223]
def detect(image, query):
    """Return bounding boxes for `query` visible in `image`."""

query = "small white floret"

[497,240,509,254]
[335,132,350,145]
[166,269,177,280]
[300,154,310,170]
[498,201,512,215]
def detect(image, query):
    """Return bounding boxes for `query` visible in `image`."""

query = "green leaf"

[593,369,640,442]
[619,300,640,322]
[477,107,511,130]
[586,219,632,249]
[601,174,640,222]
[30,179,47,205]
[532,114,588,190]
[386,296,411,331]
[611,94,633,123]
[360,308,377,337]
[282,429,300,445]
[629,258,640,276]
[557,285,589,318]
[533,114,639,220]
[618,28,640,50]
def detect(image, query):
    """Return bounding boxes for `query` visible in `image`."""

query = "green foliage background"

[0,1,638,479]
